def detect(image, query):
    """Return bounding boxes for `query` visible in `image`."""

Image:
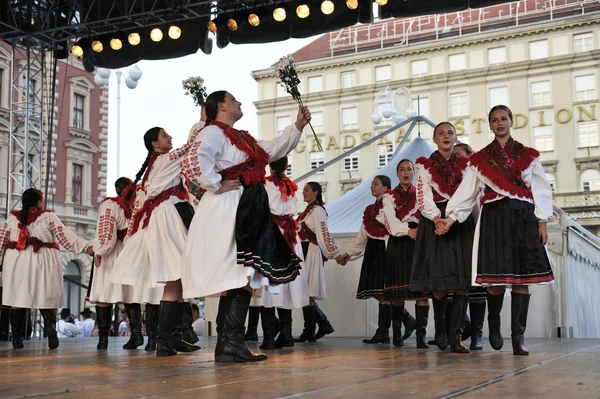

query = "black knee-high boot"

[511,292,530,356]
[172,302,201,352]
[96,305,113,350]
[274,308,294,348]
[156,301,178,357]
[144,304,159,351]
[123,303,144,349]
[469,301,486,350]
[391,305,404,347]
[449,295,470,354]
[295,306,317,342]
[401,307,416,341]
[39,309,58,349]
[487,291,504,351]
[432,296,448,350]
[314,302,334,340]
[214,295,229,357]
[363,304,391,344]
[216,289,268,363]
[10,308,27,349]
[415,305,429,349]
[259,307,278,350]
[245,306,260,342]
[180,302,199,345]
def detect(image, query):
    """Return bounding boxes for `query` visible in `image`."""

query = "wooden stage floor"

[1,336,599,398]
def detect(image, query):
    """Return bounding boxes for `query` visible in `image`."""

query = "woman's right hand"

[215,180,241,194]
[408,228,417,240]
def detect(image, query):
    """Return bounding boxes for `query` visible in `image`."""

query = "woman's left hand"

[539,222,548,246]
[295,106,311,131]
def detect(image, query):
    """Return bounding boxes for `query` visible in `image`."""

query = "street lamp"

[94,65,143,178]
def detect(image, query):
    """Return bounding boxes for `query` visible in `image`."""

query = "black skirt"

[410,202,474,292]
[384,223,428,301]
[235,183,301,284]
[476,198,553,285]
[356,238,386,300]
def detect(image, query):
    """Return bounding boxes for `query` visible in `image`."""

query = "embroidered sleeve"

[312,208,340,259]
[380,195,409,237]
[125,189,145,240]
[528,159,554,222]
[0,220,10,260]
[93,202,117,258]
[446,166,480,223]
[258,124,303,162]
[180,126,225,192]
[49,214,89,253]
[346,224,368,257]
[416,165,442,221]
[187,121,205,144]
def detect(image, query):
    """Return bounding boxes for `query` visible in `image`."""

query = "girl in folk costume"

[444,105,554,356]
[378,160,430,348]
[90,177,163,351]
[295,182,345,343]
[409,122,475,354]
[0,188,94,349]
[180,91,310,363]
[249,156,310,350]
[112,125,203,357]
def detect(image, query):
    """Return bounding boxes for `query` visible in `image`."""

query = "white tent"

[327,137,434,234]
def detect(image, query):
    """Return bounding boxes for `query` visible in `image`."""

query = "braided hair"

[133,127,162,185]
[204,90,227,124]
[20,188,43,226]
[307,181,324,205]
[270,155,291,196]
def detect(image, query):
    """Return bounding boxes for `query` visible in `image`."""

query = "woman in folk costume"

[249,156,310,350]
[409,122,475,354]
[180,91,310,363]
[294,182,345,343]
[112,125,202,357]
[444,105,554,356]
[377,160,430,349]
[0,188,94,349]
[90,177,163,350]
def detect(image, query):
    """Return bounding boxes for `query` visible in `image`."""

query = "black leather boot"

[511,292,530,356]
[39,309,58,349]
[462,314,472,342]
[401,307,416,341]
[391,305,404,347]
[274,308,294,348]
[294,306,317,343]
[214,295,228,357]
[469,301,486,350]
[123,303,144,349]
[415,305,429,349]
[215,289,268,362]
[432,297,448,350]
[172,302,201,353]
[156,301,178,357]
[144,304,159,351]
[181,302,199,345]
[363,304,391,344]
[314,302,334,340]
[10,308,26,349]
[245,306,260,342]
[487,291,505,351]
[449,295,470,354]
[96,305,113,350]
[259,307,278,350]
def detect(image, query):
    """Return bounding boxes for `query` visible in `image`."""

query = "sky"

[104,36,318,196]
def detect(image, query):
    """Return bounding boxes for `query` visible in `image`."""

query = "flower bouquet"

[182,76,208,106]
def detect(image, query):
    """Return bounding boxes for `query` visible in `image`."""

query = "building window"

[308,76,323,93]
[577,121,599,148]
[488,47,506,65]
[412,97,429,117]
[574,32,593,53]
[73,94,84,129]
[72,163,83,205]
[377,144,393,168]
[276,116,291,136]
[529,40,548,60]
[489,86,508,107]
[530,81,551,107]
[411,60,428,77]
[546,173,556,193]
[341,107,358,130]
[575,75,596,101]
[276,82,287,97]
[449,92,468,117]
[309,152,325,174]
[312,111,324,134]
[285,163,292,177]
[581,169,600,192]
[375,65,391,82]
[533,126,553,152]
[448,53,466,72]
[341,71,356,88]
[343,153,359,171]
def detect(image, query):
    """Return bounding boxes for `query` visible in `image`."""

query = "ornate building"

[253,0,600,237]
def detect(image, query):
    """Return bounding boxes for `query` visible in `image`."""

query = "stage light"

[375,0,388,5]
[150,28,163,42]
[207,20,217,33]
[227,18,238,31]
[296,4,310,18]
[273,7,287,22]
[346,0,358,10]
[110,38,122,50]
[168,25,181,39]
[128,32,141,45]
[248,13,260,26]
[71,44,83,57]
[91,40,103,52]
[321,0,335,15]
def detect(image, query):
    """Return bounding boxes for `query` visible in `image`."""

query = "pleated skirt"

[383,231,428,301]
[356,238,386,300]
